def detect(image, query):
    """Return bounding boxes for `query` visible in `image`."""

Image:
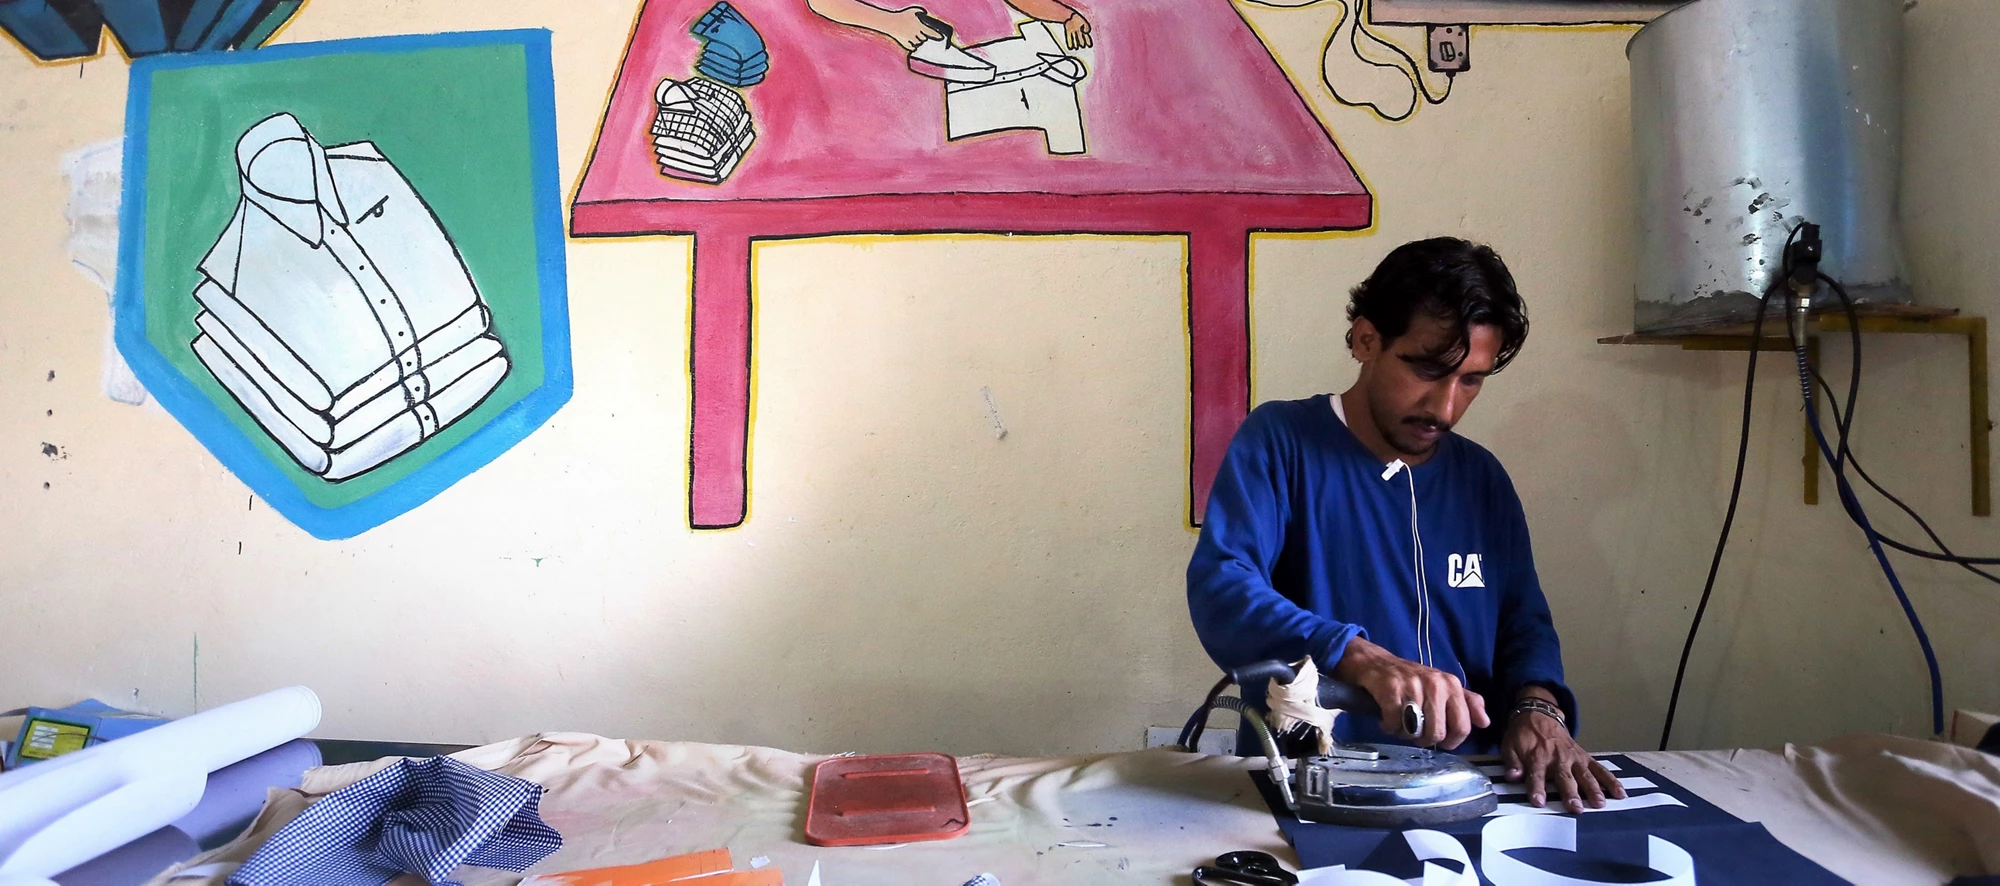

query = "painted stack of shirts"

[690,1,767,87]
[191,113,510,481]
[651,77,756,184]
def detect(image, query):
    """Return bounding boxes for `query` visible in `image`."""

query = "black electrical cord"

[1179,674,1233,751]
[1876,535,2000,565]
[1656,223,1809,751]
[1656,276,1787,752]
[1811,365,2000,585]
[1800,273,2000,566]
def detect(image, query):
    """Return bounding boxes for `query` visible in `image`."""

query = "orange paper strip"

[522,848,735,886]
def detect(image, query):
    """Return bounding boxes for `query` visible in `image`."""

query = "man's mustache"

[1403,416,1452,434]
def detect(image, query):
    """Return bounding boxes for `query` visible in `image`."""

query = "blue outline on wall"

[115,29,573,540]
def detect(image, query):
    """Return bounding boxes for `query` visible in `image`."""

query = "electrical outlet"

[1428,25,1470,73]
[1144,726,1236,755]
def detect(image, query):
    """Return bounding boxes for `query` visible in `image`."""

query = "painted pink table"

[572,0,1369,529]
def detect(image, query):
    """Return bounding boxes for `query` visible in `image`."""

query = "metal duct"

[1629,0,1909,333]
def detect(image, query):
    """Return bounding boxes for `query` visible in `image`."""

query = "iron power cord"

[1793,279,1946,734]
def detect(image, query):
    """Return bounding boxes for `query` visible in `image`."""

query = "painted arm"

[1006,0,1091,48]
[806,0,946,51]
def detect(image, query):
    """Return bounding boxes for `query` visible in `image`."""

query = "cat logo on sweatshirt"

[1447,553,1486,589]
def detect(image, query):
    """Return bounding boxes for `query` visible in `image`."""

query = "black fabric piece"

[1250,754,1849,885]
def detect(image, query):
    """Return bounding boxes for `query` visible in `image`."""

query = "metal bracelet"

[1511,699,1566,729]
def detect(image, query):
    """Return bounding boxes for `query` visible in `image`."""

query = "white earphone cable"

[1382,459,1433,670]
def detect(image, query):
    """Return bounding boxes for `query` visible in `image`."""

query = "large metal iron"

[1629,0,1909,333]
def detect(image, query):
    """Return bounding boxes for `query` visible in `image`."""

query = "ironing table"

[150,732,2000,885]
[569,0,1372,529]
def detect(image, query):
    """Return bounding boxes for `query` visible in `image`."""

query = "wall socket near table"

[1145,726,1236,755]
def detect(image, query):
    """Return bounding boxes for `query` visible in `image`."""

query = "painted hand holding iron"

[804,0,946,50]
[1332,637,1489,749]
[1061,12,1092,49]
[1504,686,1626,813]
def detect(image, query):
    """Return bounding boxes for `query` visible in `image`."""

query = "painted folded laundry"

[698,45,767,66]
[190,112,509,480]
[692,1,768,87]
[189,279,492,425]
[652,77,755,183]
[945,21,1089,155]
[690,2,765,64]
[697,57,766,88]
[700,56,768,81]
[658,129,756,184]
[195,330,509,481]
[196,309,507,451]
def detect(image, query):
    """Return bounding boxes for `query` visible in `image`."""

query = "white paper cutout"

[1297,829,1477,886]
[1487,792,1688,816]
[1481,815,1696,886]
[1480,758,1619,779]
[1493,777,1655,796]
[61,138,150,407]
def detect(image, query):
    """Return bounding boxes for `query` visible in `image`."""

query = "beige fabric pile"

[151,733,2000,885]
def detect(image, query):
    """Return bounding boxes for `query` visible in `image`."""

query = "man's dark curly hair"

[1345,237,1529,373]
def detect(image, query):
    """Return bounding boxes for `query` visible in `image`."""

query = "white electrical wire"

[1238,0,1454,122]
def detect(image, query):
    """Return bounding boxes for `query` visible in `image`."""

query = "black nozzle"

[1787,223,1822,290]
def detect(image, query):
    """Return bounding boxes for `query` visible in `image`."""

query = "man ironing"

[1187,237,1625,812]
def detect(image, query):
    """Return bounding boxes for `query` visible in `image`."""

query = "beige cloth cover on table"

[151,732,1999,886]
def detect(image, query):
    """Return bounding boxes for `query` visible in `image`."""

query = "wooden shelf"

[1600,305,1990,517]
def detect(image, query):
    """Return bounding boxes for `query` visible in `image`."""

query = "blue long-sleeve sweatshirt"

[1187,394,1574,754]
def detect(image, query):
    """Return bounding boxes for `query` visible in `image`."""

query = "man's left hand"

[1501,702,1625,813]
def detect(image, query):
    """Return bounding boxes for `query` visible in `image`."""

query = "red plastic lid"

[804,752,971,847]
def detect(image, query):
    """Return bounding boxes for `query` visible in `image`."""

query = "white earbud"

[1381,459,1408,481]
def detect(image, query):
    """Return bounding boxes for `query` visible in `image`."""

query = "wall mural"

[0,0,305,61]
[571,0,1374,530]
[116,30,572,539]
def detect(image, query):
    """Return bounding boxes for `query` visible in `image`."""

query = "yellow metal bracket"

[1599,307,1990,517]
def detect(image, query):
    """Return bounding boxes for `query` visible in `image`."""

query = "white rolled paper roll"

[0,687,321,881]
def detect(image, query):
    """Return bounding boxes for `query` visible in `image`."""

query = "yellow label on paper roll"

[20,718,91,760]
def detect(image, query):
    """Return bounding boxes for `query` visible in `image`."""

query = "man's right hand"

[1331,637,1490,749]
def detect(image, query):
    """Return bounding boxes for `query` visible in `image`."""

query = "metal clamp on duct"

[1179,660,1497,828]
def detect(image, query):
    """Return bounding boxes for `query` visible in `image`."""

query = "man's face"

[1351,314,1501,457]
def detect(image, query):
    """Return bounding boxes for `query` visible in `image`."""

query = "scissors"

[1192,850,1299,886]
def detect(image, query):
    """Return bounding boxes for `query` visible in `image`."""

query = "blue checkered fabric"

[227,756,562,886]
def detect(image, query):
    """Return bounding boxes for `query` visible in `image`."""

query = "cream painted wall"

[0,0,1992,756]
